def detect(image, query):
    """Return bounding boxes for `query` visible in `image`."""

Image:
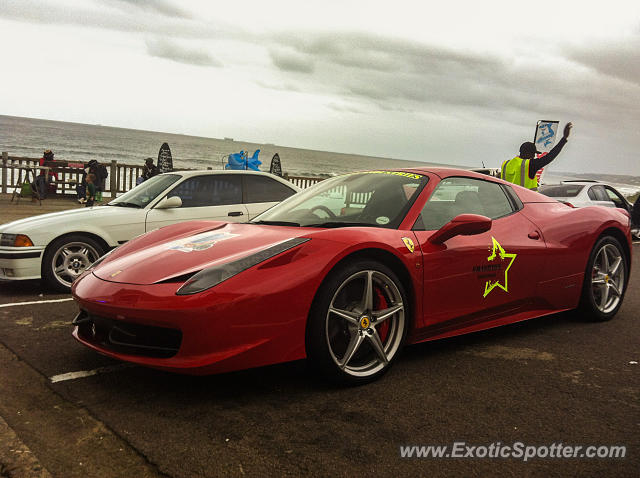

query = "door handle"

[528,231,540,240]
[228,211,244,217]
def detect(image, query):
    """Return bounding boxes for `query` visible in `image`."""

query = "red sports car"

[72,168,632,384]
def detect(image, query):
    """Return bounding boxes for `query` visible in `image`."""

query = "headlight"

[176,238,310,295]
[0,234,34,247]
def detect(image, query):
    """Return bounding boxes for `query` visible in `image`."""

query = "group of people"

[34,150,161,205]
[76,159,108,206]
[33,150,107,207]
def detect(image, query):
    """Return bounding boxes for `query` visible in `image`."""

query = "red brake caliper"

[374,287,390,343]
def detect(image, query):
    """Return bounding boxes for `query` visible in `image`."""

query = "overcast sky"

[1,0,639,175]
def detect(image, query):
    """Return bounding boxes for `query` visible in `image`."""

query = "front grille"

[74,310,182,358]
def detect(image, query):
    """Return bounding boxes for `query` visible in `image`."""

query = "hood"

[93,222,310,285]
[0,205,142,234]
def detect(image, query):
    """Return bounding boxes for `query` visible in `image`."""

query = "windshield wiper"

[108,202,142,208]
[252,220,301,227]
[306,221,379,228]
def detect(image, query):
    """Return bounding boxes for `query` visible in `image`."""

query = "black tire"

[577,235,628,321]
[306,259,409,385]
[42,234,104,292]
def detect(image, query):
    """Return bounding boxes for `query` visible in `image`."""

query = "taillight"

[563,202,575,208]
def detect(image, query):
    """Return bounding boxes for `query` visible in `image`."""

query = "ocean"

[2,114,638,196]
[0,115,453,178]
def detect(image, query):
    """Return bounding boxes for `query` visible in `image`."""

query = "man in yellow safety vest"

[501,122,573,190]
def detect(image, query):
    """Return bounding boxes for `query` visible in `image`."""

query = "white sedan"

[538,181,633,210]
[0,170,300,291]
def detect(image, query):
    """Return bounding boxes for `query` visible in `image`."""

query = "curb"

[0,414,52,478]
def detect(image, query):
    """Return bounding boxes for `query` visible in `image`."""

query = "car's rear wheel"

[306,260,408,384]
[578,236,628,321]
[42,235,104,292]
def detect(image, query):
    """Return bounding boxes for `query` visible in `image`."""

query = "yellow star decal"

[483,237,517,298]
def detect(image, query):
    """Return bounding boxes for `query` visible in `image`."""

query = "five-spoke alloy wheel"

[307,259,408,384]
[579,236,628,321]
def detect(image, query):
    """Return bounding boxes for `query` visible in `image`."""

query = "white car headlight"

[0,234,34,247]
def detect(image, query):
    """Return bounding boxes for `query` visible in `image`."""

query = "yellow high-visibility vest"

[501,157,538,190]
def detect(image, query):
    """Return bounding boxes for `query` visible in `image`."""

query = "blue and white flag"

[534,120,559,153]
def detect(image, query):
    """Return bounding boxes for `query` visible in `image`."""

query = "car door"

[587,185,616,208]
[603,186,632,213]
[242,175,299,220]
[411,177,547,332]
[144,174,248,231]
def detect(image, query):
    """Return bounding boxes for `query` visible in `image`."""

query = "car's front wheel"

[306,260,408,384]
[578,235,628,321]
[42,235,105,292]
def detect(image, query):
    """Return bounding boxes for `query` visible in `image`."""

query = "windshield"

[252,171,428,228]
[108,174,181,208]
[538,184,584,198]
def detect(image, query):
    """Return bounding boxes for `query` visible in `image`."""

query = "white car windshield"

[252,171,428,228]
[108,174,181,208]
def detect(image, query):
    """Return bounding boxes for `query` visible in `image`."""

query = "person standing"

[501,122,573,190]
[77,160,108,202]
[35,149,59,198]
[142,157,159,181]
[85,173,96,207]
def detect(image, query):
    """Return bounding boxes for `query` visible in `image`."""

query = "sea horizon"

[2,114,639,195]
[0,114,467,177]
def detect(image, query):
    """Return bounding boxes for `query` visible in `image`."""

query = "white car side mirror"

[155,196,182,209]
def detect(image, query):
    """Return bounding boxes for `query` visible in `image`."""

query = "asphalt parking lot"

[0,245,638,478]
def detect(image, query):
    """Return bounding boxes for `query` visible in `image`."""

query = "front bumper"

[0,247,44,280]
[73,309,183,358]
[71,271,310,375]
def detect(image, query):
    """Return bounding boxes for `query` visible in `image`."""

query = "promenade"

[1,193,86,224]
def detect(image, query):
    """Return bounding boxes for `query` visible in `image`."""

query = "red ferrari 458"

[72,168,632,384]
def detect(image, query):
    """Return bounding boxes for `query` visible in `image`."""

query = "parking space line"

[0,298,74,308]
[49,364,135,383]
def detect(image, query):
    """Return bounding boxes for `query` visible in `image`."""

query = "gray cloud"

[146,38,222,67]
[269,48,315,73]
[107,0,193,19]
[326,102,365,114]
[276,32,501,75]
[263,30,640,130]
[0,0,239,40]
[255,80,302,93]
[5,0,639,121]
[565,38,640,86]
[266,31,514,110]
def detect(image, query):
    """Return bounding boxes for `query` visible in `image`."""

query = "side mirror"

[429,214,492,244]
[155,196,182,209]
